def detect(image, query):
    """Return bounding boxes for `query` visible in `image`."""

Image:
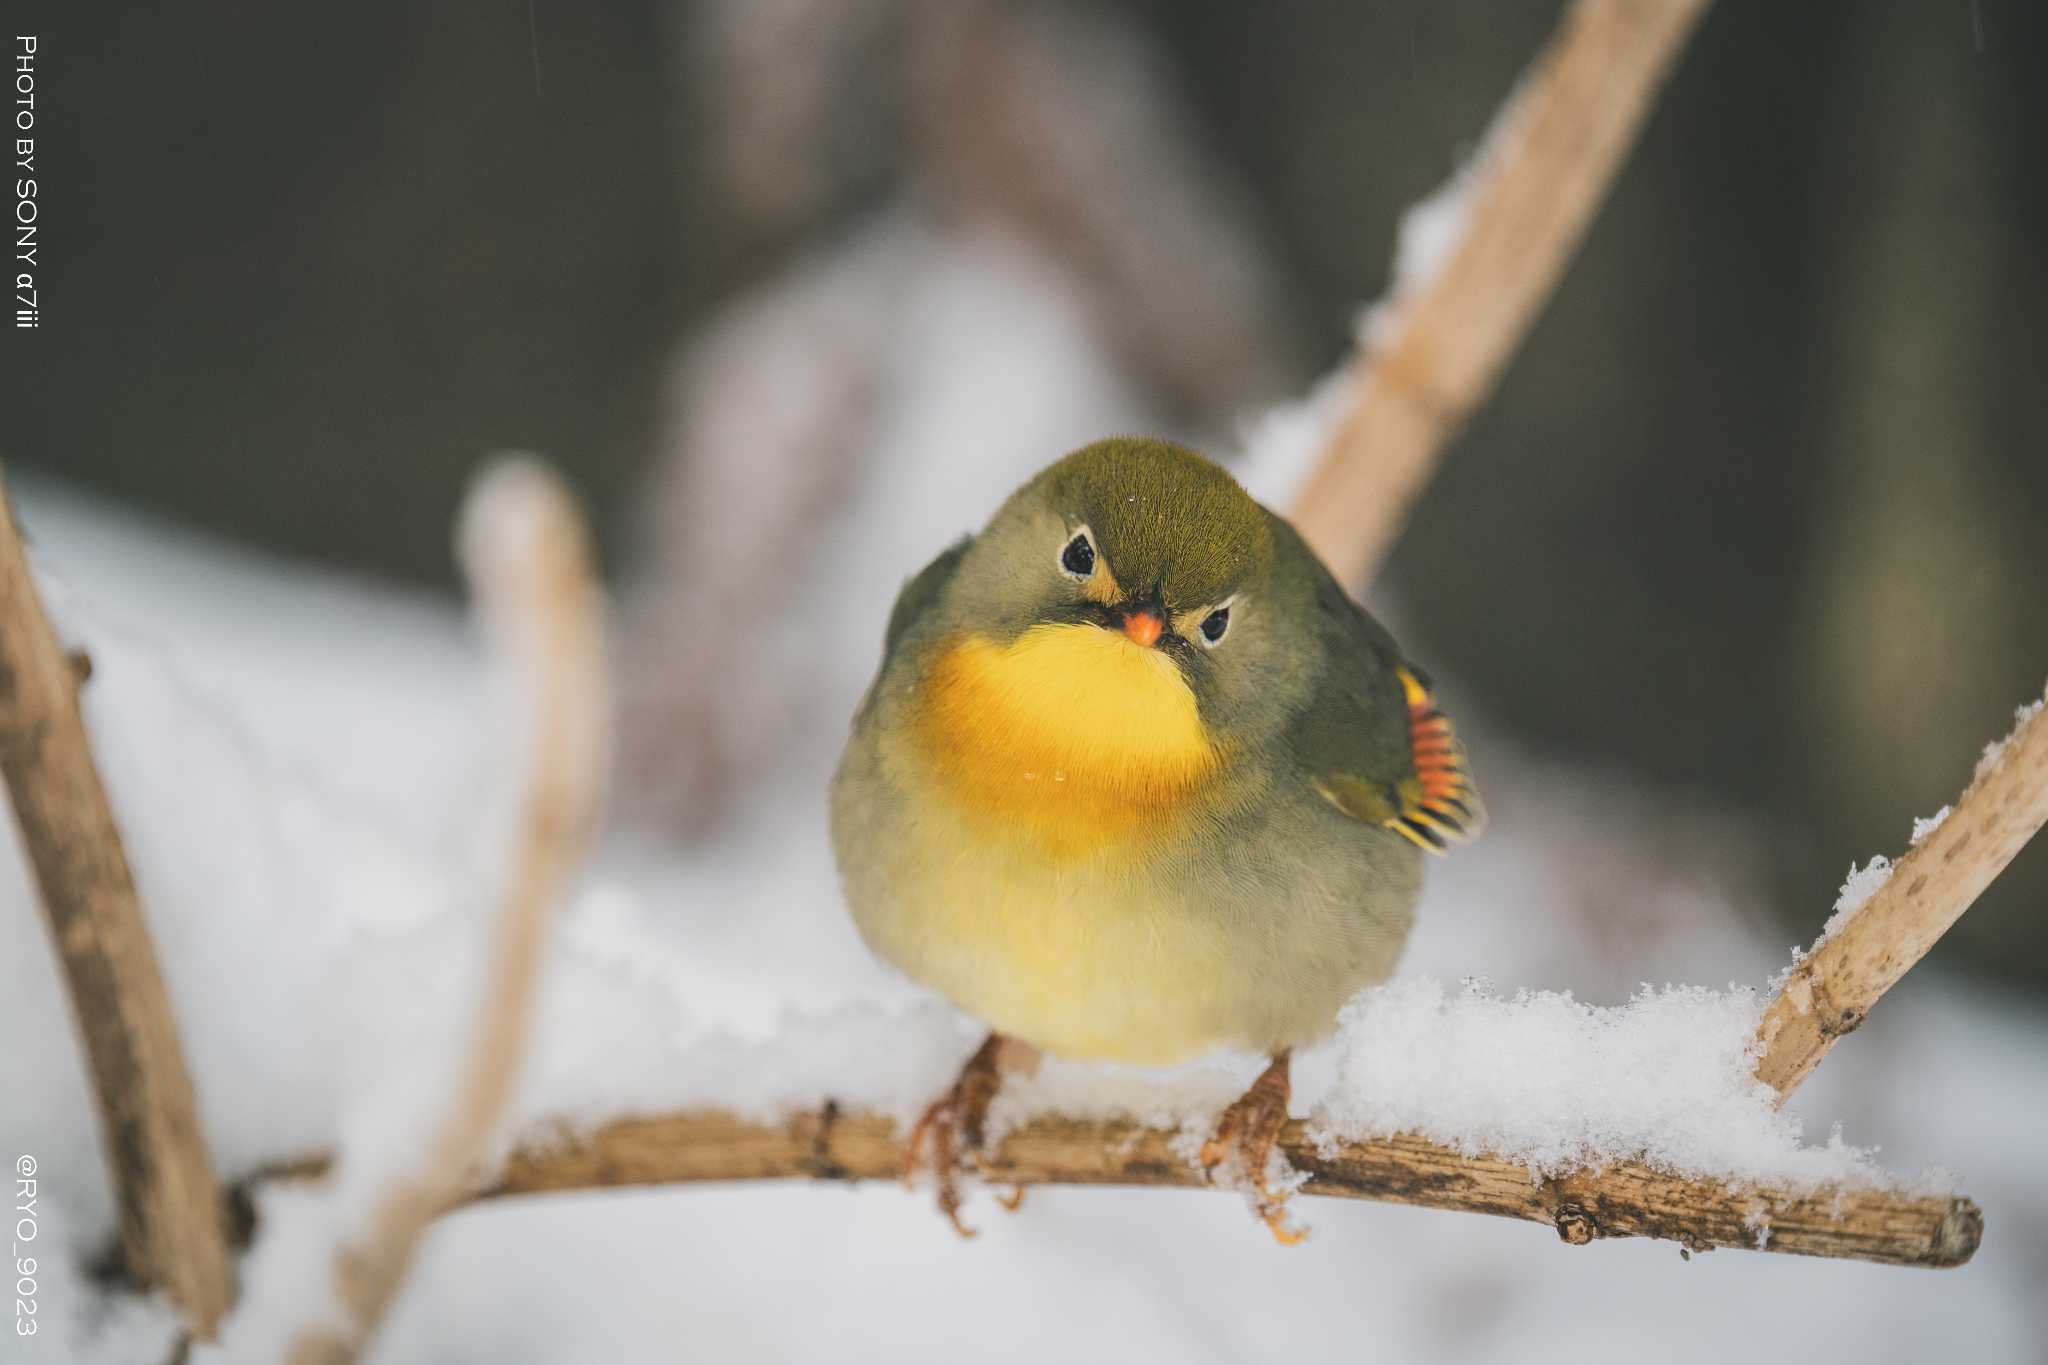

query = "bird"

[829,436,1481,1239]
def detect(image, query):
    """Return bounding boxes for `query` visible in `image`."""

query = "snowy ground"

[4,478,2046,1364]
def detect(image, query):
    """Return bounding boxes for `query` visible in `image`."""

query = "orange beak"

[1121,610,1164,648]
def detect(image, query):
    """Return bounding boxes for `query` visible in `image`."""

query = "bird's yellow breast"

[913,625,1220,856]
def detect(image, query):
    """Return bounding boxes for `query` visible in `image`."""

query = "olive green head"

[1034,437,1274,609]
[938,437,1322,746]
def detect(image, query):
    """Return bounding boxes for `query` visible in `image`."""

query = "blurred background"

[5,0,2043,982]
[3,3,2047,1362]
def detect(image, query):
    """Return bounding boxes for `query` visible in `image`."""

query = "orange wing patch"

[1389,666,1484,853]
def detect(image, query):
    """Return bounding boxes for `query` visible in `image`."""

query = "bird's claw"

[1200,1053,1307,1244]
[1258,1202,1309,1246]
[905,1034,1009,1237]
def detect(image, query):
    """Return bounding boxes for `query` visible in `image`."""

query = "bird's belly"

[861,838,1251,1065]
[831,669,1419,1065]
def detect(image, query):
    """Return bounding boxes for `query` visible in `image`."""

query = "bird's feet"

[1200,1051,1306,1245]
[905,1032,1023,1237]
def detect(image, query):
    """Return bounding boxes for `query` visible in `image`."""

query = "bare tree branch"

[289,460,609,1365]
[456,1110,1977,1269]
[1290,0,1711,586]
[249,1107,1980,1269]
[0,474,236,1338]
[1756,684,2048,1098]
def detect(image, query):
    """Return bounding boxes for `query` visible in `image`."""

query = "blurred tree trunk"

[1799,0,2046,976]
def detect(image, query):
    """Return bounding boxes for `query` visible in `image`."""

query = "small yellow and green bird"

[830,436,1480,1239]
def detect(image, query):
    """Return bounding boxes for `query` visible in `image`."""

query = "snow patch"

[1910,805,1952,845]
[1309,978,1891,1190]
[1233,363,1357,509]
[1975,694,2045,782]
[1831,855,1895,921]
[1232,93,1507,507]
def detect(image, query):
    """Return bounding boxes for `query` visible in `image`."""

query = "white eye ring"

[1196,596,1237,649]
[1058,526,1098,580]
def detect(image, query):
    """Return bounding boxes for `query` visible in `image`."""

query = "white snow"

[1793,681,2043,962]
[1355,74,1529,355]
[1313,978,1885,1189]
[974,978,1896,1196]
[1229,82,1504,507]
[1232,362,1358,511]
[1975,694,2045,782]
[1911,805,1952,844]
[1832,856,1896,921]
[1387,165,1481,304]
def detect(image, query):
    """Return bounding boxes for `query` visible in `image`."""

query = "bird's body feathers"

[831,438,1475,1066]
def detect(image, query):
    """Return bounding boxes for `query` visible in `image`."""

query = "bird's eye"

[1199,606,1231,646]
[1059,531,1096,579]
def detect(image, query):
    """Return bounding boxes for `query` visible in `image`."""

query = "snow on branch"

[241,974,1982,1272]
[288,459,610,1365]
[1288,0,1710,587]
[0,474,235,1339]
[1756,684,2048,1099]
[472,1111,1978,1269]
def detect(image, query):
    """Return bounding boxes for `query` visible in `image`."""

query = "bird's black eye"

[1059,531,1096,578]
[1199,606,1231,645]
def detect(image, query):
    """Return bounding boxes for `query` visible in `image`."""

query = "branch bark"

[1290,0,1710,586]
[289,460,609,1365]
[1755,684,2048,1098]
[462,1109,1977,1269]
[0,476,236,1338]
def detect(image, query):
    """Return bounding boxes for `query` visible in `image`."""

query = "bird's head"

[933,438,1317,766]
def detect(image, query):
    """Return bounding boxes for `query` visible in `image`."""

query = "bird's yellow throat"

[916,625,1220,855]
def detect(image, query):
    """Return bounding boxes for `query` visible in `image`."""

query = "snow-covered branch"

[1289,0,1710,586]
[467,1110,1978,1269]
[0,474,235,1339]
[1756,684,2048,1098]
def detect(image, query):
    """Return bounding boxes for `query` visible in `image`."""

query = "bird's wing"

[1286,550,1483,855]
[851,535,972,725]
[851,536,970,724]
[883,535,971,660]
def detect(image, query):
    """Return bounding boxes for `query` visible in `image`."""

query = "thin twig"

[461,1110,1977,1269]
[0,473,235,1337]
[1290,0,1710,586]
[289,460,609,1365]
[1756,684,2048,1098]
